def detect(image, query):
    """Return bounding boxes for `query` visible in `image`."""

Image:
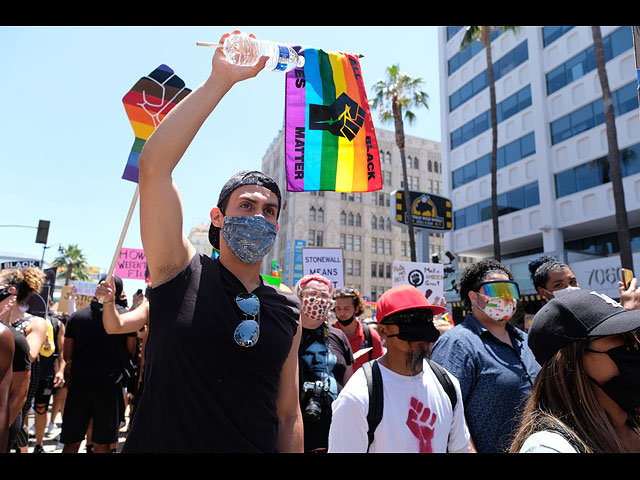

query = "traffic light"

[35,220,50,245]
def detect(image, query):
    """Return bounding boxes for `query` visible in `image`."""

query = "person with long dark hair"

[0,268,47,452]
[511,289,640,453]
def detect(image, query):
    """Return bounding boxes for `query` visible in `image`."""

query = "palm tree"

[591,26,633,272]
[370,64,429,262]
[459,26,520,262]
[52,244,91,285]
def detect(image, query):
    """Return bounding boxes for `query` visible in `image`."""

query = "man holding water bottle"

[122,30,303,453]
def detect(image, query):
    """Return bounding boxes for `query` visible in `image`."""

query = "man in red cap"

[328,284,473,453]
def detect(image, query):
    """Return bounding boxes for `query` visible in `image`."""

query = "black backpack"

[361,359,457,452]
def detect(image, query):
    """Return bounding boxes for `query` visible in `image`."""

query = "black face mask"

[587,345,640,415]
[116,298,128,309]
[385,321,440,343]
[337,316,355,328]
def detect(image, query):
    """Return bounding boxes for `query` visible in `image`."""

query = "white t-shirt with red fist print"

[328,359,471,453]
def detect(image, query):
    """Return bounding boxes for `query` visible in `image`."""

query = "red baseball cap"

[376,284,446,323]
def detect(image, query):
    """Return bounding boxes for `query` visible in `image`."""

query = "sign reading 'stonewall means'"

[392,261,444,305]
[302,248,344,290]
[115,247,147,280]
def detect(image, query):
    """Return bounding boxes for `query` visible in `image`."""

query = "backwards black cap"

[208,170,282,251]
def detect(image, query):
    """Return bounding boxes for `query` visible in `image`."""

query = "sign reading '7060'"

[390,189,453,230]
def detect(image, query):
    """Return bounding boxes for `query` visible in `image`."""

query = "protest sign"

[115,247,147,280]
[392,261,444,305]
[122,65,192,183]
[70,280,98,296]
[102,66,191,296]
[302,248,344,289]
[1,259,41,269]
[57,285,93,314]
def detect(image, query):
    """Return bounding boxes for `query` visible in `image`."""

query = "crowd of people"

[1,29,639,454]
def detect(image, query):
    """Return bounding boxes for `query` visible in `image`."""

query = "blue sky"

[0,25,443,296]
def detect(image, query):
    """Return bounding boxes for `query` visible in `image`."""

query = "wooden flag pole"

[98,185,140,302]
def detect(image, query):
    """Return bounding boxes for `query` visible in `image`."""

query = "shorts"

[60,383,124,445]
[34,375,55,405]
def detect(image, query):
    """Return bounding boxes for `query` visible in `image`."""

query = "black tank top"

[123,254,300,453]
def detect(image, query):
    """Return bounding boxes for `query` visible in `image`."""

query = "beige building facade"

[187,223,213,257]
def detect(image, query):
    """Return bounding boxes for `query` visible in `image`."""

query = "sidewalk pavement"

[12,410,129,454]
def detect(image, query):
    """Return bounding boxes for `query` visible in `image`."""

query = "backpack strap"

[361,322,373,361]
[427,359,457,411]
[362,360,383,453]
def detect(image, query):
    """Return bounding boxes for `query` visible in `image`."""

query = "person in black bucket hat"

[510,289,640,453]
[124,30,302,453]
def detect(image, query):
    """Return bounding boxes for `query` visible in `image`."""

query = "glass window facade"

[546,27,632,95]
[453,182,540,229]
[542,26,574,47]
[451,85,532,150]
[452,132,535,189]
[550,82,638,145]
[566,226,640,255]
[450,41,528,112]
[448,28,502,75]
[555,142,640,197]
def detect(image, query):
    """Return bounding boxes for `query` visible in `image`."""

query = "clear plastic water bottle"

[222,33,305,72]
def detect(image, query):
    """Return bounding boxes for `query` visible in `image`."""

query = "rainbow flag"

[284,48,382,193]
[121,65,191,183]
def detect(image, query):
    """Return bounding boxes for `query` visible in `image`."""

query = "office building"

[439,26,640,323]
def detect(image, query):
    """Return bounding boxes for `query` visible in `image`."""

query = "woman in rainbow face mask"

[294,274,354,453]
[431,260,541,453]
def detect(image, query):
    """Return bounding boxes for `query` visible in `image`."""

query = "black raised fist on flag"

[309,92,365,141]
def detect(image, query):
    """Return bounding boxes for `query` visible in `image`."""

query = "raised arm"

[138,30,268,287]
[96,276,149,334]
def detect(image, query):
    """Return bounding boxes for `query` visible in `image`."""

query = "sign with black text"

[392,261,444,305]
[570,252,640,299]
[1,259,41,270]
[302,248,344,289]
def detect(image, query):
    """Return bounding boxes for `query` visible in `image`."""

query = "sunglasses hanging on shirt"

[234,292,260,347]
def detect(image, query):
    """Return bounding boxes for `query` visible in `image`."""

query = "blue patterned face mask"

[221,215,277,264]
